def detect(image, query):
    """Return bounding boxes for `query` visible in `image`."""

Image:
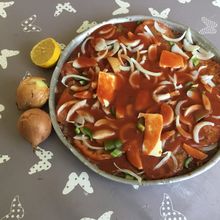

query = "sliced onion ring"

[154,21,166,34]
[162,31,186,42]
[131,58,162,78]
[183,39,200,52]
[186,28,193,44]
[171,44,189,59]
[114,163,142,184]
[61,74,90,87]
[66,99,87,122]
[184,104,203,117]
[81,37,93,54]
[153,151,172,170]
[193,121,215,143]
[192,48,215,60]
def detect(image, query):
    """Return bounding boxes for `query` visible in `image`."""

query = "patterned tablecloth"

[1,0,220,219]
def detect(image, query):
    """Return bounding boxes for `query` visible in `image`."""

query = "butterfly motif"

[212,0,220,7]
[199,17,218,35]
[160,193,187,220]
[0,49,19,69]
[62,172,94,195]
[0,154,10,164]
[0,104,5,119]
[0,195,24,220]
[148,8,170,19]
[0,1,14,18]
[21,14,41,32]
[80,211,114,220]
[132,185,139,190]
[112,0,130,16]
[54,2,76,17]
[76,20,97,33]
[28,147,53,175]
[178,0,191,3]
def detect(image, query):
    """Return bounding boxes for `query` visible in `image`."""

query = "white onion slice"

[120,65,130,71]
[192,49,215,60]
[127,44,144,53]
[212,115,220,119]
[154,151,172,170]
[114,163,142,184]
[57,100,76,116]
[168,74,183,90]
[171,44,189,59]
[120,43,127,55]
[121,55,135,72]
[160,80,172,85]
[95,49,109,61]
[171,153,178,171]
[81,37,93,54]
[184,104,202,117]
[193,121,215,143]
[74,135,103,150]
[140,55,146,65]
[74,115,85,126]
[162,31,186,42]
[201,143,218,152]
[108,41,120,56]
[183,39,200,52]
[176,115,192,139]
[144,25,154,37]
[93,129,115,139]
[198,65,207,73]
[76,110,94,123]
[200,75,215,87]
[66,100,87,122]
[106,39,117,45]
[186,28,193,44]
[154,21,166,34]
[94,38,107,51]
[61,74,90,87]
[131,58,162,77]
[139,50,148,54]
[175,100,187,115]
[123,39,141,47]
[191,70,199,81]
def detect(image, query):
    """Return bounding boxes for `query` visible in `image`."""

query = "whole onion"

[17,108,52,148]
[16,76,49,110]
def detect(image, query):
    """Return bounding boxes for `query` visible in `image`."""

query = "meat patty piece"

[200,125,220,145]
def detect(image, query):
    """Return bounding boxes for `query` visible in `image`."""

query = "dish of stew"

[55,19,220,182]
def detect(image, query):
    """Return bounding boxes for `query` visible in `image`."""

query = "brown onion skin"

[16,76,49,110]
[17,108,52,148]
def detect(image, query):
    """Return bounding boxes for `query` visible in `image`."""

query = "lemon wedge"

[30,38,61,68]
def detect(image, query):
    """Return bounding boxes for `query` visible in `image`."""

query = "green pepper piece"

[111,149,123,157]
[80,127,93,140]
[104,140,116,151]
[75,126,81,135]
[191,57,200,67]
[184,157,193,169]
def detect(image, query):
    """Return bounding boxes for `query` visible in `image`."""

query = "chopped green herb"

[80,127,93,140]
[104,139,122,151]
[125,174,135,180]
[136,20,143,25]
[110,106,116,117]
[168,41,174,46]
[104,140,116,151]
[75,126,81,135]
[184,157,193,169]
[111,149,123,157]
[136,118,145,132]
[79,80,87,85]
[191,57,200,67]
[114,139,123,148]
[184,81,193,89]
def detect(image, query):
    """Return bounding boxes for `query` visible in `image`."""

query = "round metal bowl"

[49,15,220,185]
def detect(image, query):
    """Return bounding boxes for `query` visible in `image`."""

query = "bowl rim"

[49,15,220,186]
